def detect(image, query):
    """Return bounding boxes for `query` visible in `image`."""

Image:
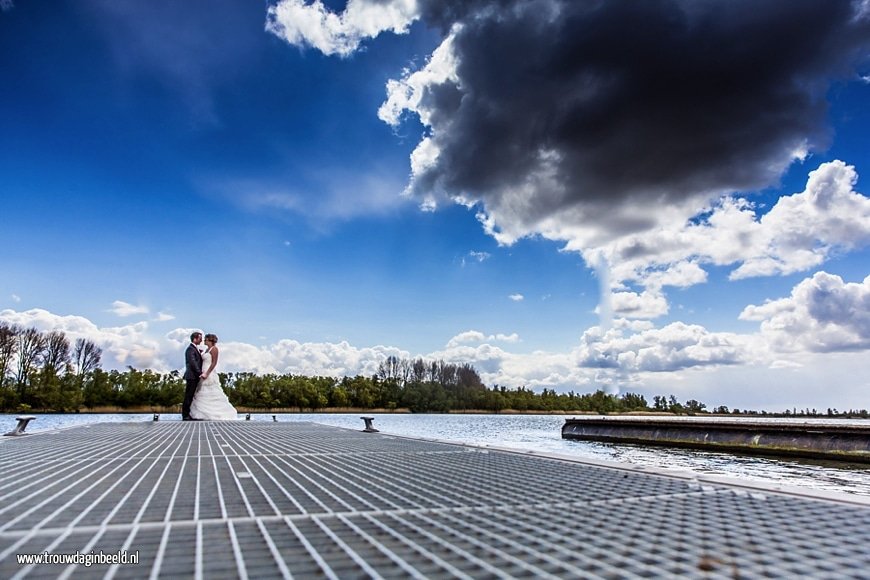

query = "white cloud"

[266,0,419,57]
[609,290,669,319]
[0,308,411,378]
[637,351,870,410]
[1,300,868,409]
[730,160,870,279]
[446,330,487,347]
[460,250,491,267]
[10,294,20,303]
[265,339,410,377]
[380,31,460,126]
[433,341,585,390]
[0,308,100,336]
[446,330,520,348]
[108,300,150,317]
[740,271,870,353]
[576,320,749,374]
[596,161,870,291]
[436,317,752,395]
[0,308,168,372]
[573,160,870,321]
[642,261,708,291]
[154,312,176,322]
[508,294,524,302]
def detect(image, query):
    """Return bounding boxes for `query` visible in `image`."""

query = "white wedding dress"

[190,348,238,420]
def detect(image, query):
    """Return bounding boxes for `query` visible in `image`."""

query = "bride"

[190,333,238,420]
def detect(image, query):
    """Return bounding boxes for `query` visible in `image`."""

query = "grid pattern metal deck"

[1,421,868,579]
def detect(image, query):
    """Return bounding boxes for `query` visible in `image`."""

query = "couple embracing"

[182,331,238,421]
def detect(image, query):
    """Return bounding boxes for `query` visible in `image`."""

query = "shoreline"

[3,407,868,419]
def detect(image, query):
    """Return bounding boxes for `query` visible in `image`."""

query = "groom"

[182,331,203,420]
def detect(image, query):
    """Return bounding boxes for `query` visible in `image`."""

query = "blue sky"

[2,0,869,411]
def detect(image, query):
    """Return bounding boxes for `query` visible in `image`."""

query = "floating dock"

[562,417,870,463]
[1,420,869,578]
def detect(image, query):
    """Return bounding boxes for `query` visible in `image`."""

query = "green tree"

[342,375,377,408]
[402,381,451,413]
[156,370,183,407]
[73,338,102,378]
[588,390,619,413]
[15,327,46,402]
[83,368,115,408]
[33,331,72,410]
[330,384,350,407]
[620,392,648,411]
[685,399,707,414]
[0,322,19,389]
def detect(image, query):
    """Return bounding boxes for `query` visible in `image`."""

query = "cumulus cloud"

[0,308,168,371]
[730,160,870,279]
[433,317,752,395]
[274,0,870,323]
[609,290,669,319]
[508,293,524,302]
[266,0,419,57]
[446,330,487,346]
[576,319,748,374]
[588,160,870,317]
[265,339,410,377]
[0,308,412,377]
[0,308,101,336]
[433,341,584,390]
[108,300,150,317]
[740,271,870,353]
[379,0,870,251]
[446,330,519,348]
[2,300,868,408]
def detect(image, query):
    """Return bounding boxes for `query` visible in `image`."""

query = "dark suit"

[182,343,203,419]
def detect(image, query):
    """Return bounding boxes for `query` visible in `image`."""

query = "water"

[5,412,869,497]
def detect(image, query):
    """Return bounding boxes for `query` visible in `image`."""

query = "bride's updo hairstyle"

[204,333,218,344]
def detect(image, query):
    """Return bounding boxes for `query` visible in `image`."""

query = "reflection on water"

[4,412,868,497]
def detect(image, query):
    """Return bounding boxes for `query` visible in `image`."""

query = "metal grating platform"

[1,421,869,579]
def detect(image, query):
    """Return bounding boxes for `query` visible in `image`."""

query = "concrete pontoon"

[563,416,870,463]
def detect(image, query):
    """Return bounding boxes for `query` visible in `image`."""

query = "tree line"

[1,324,868,417]
[0,322,102,411]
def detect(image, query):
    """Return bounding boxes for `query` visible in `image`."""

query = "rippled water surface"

[5,412,869,497]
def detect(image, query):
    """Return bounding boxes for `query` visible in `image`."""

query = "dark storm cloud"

[407,0,870,238]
